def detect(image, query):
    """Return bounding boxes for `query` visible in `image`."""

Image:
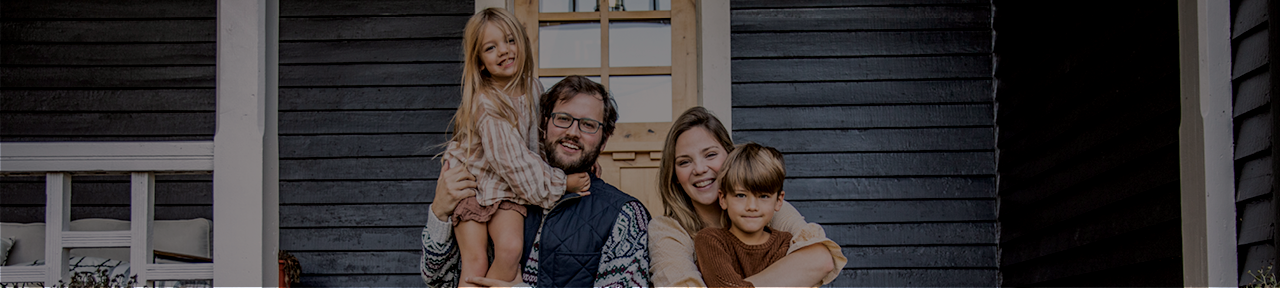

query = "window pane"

[612,0,666,11]
[577,0,598,12]
[539,22,601,68]
[540,0,573,12]
[610,75,671,123]
[609,21,670,67]
[656,0,670,11]
[539,76,602,93]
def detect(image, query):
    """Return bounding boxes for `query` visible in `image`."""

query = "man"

[421,76,651,287]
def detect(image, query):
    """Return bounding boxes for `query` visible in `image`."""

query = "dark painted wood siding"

[992,0,1182,286]
[730,1,997,286]
[0,1,216,223]
[1234,0,1278,284]
[275,0,470,286]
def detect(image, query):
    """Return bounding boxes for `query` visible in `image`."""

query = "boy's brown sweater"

[693,227,792,288]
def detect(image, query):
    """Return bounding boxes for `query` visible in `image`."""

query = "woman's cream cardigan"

[648,200,847,287]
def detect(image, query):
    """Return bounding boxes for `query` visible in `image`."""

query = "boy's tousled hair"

[717,142,786,196]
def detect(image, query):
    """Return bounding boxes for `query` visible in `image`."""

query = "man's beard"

[542,135,602,174]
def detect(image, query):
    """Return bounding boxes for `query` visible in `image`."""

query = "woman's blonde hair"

[658,107,736,236]
[450,7,539,152]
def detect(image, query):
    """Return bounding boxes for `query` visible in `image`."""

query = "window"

[514,0,699,213]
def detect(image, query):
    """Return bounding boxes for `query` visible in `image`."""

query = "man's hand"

[431,159,477,221]
[465,276,526,288]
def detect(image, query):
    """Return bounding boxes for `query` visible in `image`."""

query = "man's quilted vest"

[521,175,638,288]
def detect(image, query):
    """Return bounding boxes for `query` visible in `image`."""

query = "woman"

[649,107,846,287]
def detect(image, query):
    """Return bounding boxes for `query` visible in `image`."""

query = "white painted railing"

[0,141,215,285]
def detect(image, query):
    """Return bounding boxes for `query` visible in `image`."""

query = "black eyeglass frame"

[547,112,603,134]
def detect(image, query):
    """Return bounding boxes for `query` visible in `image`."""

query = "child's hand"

[566,172,591,196]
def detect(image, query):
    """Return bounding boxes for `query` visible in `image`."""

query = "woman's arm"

[648,217,707,287]
[746,199,845,286]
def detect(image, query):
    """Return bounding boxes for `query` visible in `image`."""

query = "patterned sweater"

[420,202,651,287]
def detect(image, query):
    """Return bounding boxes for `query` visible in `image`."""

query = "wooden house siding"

[0,1,216,223]
[275,0,470,286]
[992,0,1183,286]
[729,0,998,286]
[1233,0,1278,283]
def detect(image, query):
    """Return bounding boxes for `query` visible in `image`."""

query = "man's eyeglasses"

[549,112,602,134]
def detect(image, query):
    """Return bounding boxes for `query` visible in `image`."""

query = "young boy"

[694,143,791,288]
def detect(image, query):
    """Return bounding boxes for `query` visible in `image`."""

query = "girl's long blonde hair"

[658,107,736,236]
[451,7,540,152]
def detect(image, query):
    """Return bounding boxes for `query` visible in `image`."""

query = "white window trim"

[1177,0,1235,286]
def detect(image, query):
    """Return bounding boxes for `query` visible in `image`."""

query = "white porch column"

[1177,0,1235,286]
[214,0,279,286]
[697,0,731,132]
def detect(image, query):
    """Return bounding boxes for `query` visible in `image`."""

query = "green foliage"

[1248,265,1278,288]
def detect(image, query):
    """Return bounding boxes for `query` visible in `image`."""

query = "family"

[419,8,847,287]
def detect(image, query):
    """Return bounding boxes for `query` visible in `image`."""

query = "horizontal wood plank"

[731,6,990,32]
[844,245,995,268]
[1232,27,1270,79]
[2,66,215,88]
[2,206,211,223]
[0,112,214,136]
[731,80,991,106]
[280,158,440,180]
[734,104,992,130]
[280,227,421,250]
[279,111,453,134]
[281,0,469,17]
[1234,71,1272,117]
[297,274,422,287]
[2,182,211,205]
[1,43,215,66]
[1235,110,1273,159]
[0,0,215,19]
[281,204,429,227]
[784,177,994,200]
[1236,156,1272,202]
[791,199,995,223]
[732,55,990,82]
[1,20,215,42]
[281,134,449,158]
[829,268,997,287]
[0,89,214,112]
[825,222,995,246]
[281,180,435,204]
[292,251,418,274]
[280,87,460,110]
[280,39,461,64]
[1238,197,1275,246]
[734,128,993,153]
[1232,0,1269,38]
[280,16,469,40]
[1000,221,1181,286]
[732,31,990,58]
[786,152,994,177]
[998,131,1179,211]
[999,188,1181,265]
[279,63,461,86]
[1238,243,1275,284]
[731,0,987,8]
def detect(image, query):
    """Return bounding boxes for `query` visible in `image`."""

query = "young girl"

[443,7,590,284]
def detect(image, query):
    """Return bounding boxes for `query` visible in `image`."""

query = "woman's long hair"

[658,107,736,236]
[450,7,539,154]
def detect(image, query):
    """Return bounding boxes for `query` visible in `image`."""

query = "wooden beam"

[0,141,214,173]
[1177,0,1236,286]
[697,0,731,131]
